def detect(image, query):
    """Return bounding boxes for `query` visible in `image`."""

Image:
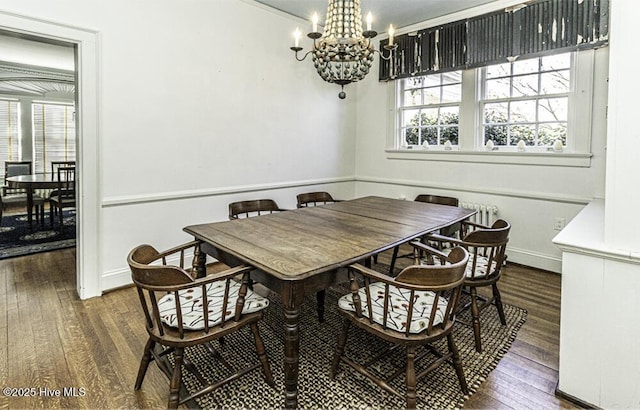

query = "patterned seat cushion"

[158,281,269,330]
[464,255,498,279]
[338,282,449,334]
[440,249,497,279]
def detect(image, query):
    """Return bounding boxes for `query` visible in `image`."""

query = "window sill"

[385,149,592,167]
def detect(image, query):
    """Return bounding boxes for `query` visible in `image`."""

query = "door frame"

[0,10,101,299]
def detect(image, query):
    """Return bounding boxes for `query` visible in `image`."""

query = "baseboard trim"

[506,246,562,273]
[555,384,599,409]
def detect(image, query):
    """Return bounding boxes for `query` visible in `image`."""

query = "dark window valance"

[379,0,609,81]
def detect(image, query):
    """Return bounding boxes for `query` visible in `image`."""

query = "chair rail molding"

[102,176,355,207]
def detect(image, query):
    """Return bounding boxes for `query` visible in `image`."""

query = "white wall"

[0,0,358,292]
[353,44,609,273]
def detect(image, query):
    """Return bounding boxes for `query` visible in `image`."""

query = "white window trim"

[386,50,596,167]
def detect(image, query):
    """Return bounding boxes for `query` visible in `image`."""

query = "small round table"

[6,174,60,230]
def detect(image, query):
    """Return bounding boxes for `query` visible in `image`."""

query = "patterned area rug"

[0,210,75,259]
[169,275,527,409]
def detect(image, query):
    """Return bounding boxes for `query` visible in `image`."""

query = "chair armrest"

[425,232,465,246]
[349,263,396,283]
[461,220,489,230]
[409,241,449,263]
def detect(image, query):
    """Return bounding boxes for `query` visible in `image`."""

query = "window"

[481,53,571,149]
[33,102,76,174]
[0,98,20,167]
[398,71,462,148]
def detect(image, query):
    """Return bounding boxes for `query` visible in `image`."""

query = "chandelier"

[290,0,396,99]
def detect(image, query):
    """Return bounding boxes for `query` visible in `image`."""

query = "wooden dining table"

[6,173,60,230]
[183,195,475,408]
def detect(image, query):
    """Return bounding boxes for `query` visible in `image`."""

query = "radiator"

[460,202,499,226]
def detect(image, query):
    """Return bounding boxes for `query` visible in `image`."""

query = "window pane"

[422,87,441,104]
[484,102,508,124]
[538,97,568,122]
[404,77,423,89]
[541,53,570,71]
[512,57,539,75]
[510,100,536,123]
[484,125,507,145]
[421,108,439,126]
[440,106,459,125]
[402,109,420,127]
[512,74,539,97]
[422,127,438,145]
[441,126,459,144]
[485,78,510,99]
[441,71,461,84]
[510,124,536,145]
[423,74,441,87]
[441,84,461,103]
[404,89,422,106]
[486,62,510,79]
[404,128,419,145]
[540,70,570,94]
[538,123,567,145]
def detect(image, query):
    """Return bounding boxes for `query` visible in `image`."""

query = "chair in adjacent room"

[48,166,76,230]
[48,161,76,217]
[228,199,287,219]
[128,240,275,409]
[426,219,511,352]
[2,161,45,225]
[330,244,470,409]
[296,191,341,208]
[388,194,462,275]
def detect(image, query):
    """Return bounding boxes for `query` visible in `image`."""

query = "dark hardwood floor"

[0,245,582,409]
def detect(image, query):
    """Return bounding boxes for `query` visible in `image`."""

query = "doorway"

[0,12,101,299]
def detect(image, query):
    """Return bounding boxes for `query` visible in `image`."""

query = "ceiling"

[254,0,500,31]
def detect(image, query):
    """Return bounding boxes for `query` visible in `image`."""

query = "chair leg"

[316,290,325,323]
[447,333,469,395]
[330,319,351,378]
[492,283,507,325]
[249,322,275,388]
[168,347,184,409]
[59,206,64,230]
[389,245,400,275]
[405,346,417,409]
[50,205,54,228]
[469,287,482,353]
[135,339,155,390]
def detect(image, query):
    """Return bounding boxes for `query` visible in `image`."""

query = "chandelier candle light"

[290,0,397,99]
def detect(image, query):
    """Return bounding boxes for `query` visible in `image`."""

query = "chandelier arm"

[375,44,398,61]
[290,48,315,62]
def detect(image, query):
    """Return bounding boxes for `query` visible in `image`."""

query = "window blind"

[380,0,609,80]
[33,102,76,174]
[0,99,20,171]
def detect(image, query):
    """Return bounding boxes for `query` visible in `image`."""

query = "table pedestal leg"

[26,188,34,230]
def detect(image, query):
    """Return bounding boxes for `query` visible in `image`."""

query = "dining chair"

[426,219,511,352]
[128,240,275,409]
[228,199,287,219]
[48,161,76,217]
[388,194,462,275]
[50,160,76,177]
[49,166,76,230]
[330,244,470,409]
[296,191,342,208]
[2,161,45,224]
